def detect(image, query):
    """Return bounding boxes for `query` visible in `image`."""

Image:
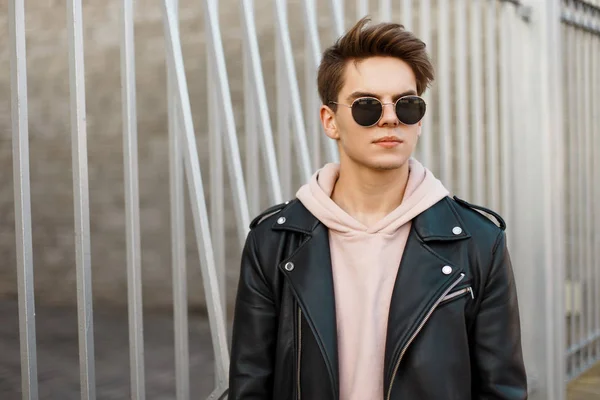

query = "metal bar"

[303,0,339,164]
[275,6,291,199]
[566,24,578,374]
[437,0,451,190]
[379,0,392,21]
[167,0,190,394]
[357,0,369,19]
[583,30,593,364]
[418,0,433,168]
[208,29,227,329]
[66,0,96,397]
[202,0,250,246]
[576,27,585,371]
[162,2,230,395]
[239,0,283,205]
[274,1,313,182]
[329,0,345,38]
[469,0,485,204]
[567,331,600,357]
[593,30,600,359]
[9,0,39,398]
[455,0,470,199]
[485,0,499,211]
[120,0,145,397]
[401,0,412,31]
[305,6,321,172]
[245,34,261,213]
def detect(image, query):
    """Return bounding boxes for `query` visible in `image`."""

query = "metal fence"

[7,0,600,399]
[562,0,600,382]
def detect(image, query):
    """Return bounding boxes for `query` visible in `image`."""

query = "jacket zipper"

[297,306,302,400]
[385,273,466,400]
[440,286,474,304]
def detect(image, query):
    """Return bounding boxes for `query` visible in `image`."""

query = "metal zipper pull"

[467,287,475,299]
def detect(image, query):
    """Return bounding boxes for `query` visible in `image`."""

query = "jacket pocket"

[439,286,474,307]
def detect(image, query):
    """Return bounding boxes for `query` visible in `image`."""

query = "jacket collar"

[274,197,471,241]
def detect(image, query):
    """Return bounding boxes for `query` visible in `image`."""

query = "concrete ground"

[0,300,222,399]
[2,298,600,399]
[568,362,600,400]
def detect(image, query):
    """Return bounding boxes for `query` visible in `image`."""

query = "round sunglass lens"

[396,96,426,125]
[351,98,382,127]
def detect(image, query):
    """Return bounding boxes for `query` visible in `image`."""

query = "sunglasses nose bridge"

[379,101,400,124]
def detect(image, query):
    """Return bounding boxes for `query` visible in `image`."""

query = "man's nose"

[379,102,399,126]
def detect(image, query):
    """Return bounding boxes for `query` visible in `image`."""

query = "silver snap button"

[284,262,295,271]
[442,265,453,275]
[277,217,286,225]
[452,226,463,235]
[285,201,290,204]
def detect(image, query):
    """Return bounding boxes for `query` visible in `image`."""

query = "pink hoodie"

[296,158,449,400]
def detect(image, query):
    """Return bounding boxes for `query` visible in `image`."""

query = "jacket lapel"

[383,197,471,391]
[274,201,340,399]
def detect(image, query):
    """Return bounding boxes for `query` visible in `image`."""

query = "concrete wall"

[0,0,371,311]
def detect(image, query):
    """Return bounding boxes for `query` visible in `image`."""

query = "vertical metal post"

[418,0,433,169]
[162,3,230,398]
[565,23,577,378]
[437,0,451,189]
[276,0,292,197]
[303,0,339,164]
[208,1,226,328]
[593,29,600,360]
[485,1,499,211]
[167,0,190,396]
[581,32,596,366]
[245,27,261,213]
[517,0,567,398]
[401,0,412,31]
[202,0,251,246]
[357,0,369,19]
[9,0,39,398]
[66,0,96,397]
[120,0,145,397]
[239,0,283,205]
[274,0,313,182]
[379,0,391,21]
[576,26,585,373]
[469,0,484,204]
[305,2,321,172]
[329,0,345,38]
[455,0,470,199]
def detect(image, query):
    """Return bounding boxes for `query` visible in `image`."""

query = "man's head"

[318,17,434,171]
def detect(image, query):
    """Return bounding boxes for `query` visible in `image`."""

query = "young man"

[229,17,527,400]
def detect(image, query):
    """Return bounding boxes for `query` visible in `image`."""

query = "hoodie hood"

[296,158,449,235]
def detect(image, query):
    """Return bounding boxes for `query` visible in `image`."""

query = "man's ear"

[321,105,340,140]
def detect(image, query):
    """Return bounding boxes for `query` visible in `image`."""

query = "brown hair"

[317,17,434,110]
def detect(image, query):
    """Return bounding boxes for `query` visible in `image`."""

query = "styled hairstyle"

[317,17,435,110]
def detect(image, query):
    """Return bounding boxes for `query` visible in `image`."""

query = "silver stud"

[452,226,463,235]
[277,217,286,225]
[285,201,290,204]
[442,265,453,275]
[284,262,295,271]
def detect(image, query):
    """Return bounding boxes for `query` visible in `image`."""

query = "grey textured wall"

[0,0,363,312]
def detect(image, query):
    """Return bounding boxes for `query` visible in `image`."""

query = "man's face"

[321,56,422,171]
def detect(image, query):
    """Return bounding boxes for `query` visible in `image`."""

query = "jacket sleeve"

[229,230,277,399]
[471,231,528,399]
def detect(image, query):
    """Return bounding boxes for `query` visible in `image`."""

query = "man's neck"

[330,160,410,227]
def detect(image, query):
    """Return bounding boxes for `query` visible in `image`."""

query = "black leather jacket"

[229,196,527,400]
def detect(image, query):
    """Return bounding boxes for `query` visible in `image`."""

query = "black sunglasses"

[330,95,426,127]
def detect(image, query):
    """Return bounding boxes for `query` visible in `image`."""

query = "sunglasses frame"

[329,95,427,127]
